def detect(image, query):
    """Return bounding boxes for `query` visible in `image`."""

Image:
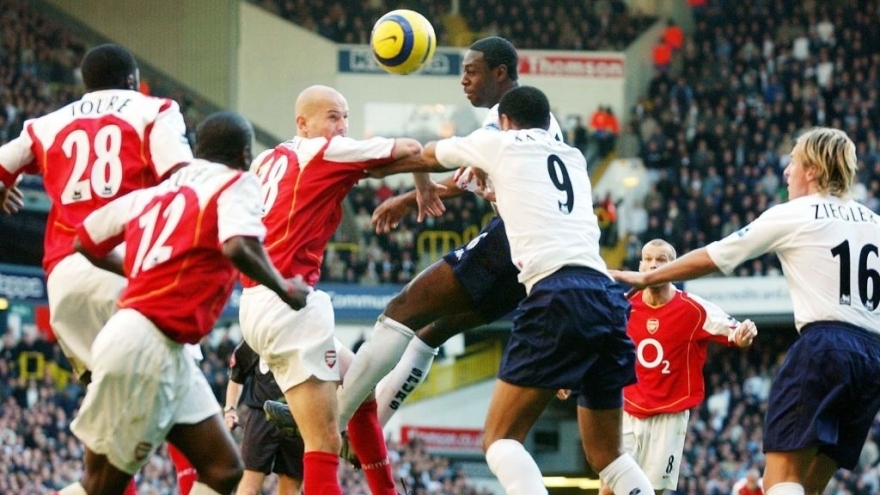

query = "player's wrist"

[224,405,236,414]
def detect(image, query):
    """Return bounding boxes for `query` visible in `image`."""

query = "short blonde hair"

[796,127,857,197]
[643,238,677,260]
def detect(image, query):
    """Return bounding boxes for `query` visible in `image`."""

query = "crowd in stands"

[621,0,880,276]
[323,180,495,285]
[251,0,453,46]
[251,0,653,50]
[0,325,495,495]
[4,320,880,494]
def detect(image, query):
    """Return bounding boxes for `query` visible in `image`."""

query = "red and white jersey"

[241,135,397,288]
[76,159,265,344]
[623,289,739,418]
[0,89,193,275]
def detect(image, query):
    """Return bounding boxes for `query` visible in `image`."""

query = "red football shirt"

[241,135,397,288]
[624,289,738,418]
[0,89,193,275]
[77,160,266,344]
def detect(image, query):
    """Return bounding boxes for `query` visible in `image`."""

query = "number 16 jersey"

[0,89,193,275]
[706,194,880,333]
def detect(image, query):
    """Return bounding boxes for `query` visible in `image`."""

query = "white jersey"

[483,104,564,141]
[706,193,880,333]
[435,127,606,293]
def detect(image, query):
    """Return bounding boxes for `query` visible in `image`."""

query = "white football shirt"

[706,193,880,332]
[435,128,607,293]
[483,104,564,141]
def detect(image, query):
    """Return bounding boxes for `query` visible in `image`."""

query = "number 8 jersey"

[0,89,193,275]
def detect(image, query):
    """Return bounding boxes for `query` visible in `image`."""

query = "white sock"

[57,482,88,495]
[485,439,548,495]
[337,315,414,427]
[189,481,223,495]
[599,453,655,495]
[375,336,438,425]
[766,482,805,495]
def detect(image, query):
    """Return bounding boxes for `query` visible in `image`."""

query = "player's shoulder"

[679,290,729,315]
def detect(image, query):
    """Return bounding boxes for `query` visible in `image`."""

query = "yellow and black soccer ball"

[370,10,437,75]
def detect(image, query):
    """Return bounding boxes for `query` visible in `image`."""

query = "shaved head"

[295,85,349,139]
[195,111,254,170]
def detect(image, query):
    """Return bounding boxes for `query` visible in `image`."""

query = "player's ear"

[499,114,512,131]
[495,63,508,82]
[295,115,307,135]
[241,144,253,170]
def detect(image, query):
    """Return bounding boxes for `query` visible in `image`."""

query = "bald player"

[238,85,426,495]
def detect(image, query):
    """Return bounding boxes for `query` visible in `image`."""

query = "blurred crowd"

[251,0,653,50]
[619,0,880,276]
[4,323,880,495]
[0,326,494,495]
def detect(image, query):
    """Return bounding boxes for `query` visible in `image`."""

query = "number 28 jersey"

[0,89,193,275]
[706,194,880,333]
[76,160,266,344]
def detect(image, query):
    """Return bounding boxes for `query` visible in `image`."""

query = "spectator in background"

[568,115,589,155]
[589,106,620,159]
[652,37,673,73]
[663,19,684,52]
[731,468,764,495]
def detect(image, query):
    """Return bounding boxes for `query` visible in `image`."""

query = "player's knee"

[198,456,244,493]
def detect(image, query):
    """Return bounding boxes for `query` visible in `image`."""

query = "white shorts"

[71,309,219,474]
[621,410,689,491]
[239,286,339,393]
[47,253,126,378]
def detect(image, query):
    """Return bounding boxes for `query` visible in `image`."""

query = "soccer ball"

[370,10,437,75]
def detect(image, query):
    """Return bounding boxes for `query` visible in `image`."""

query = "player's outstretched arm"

[371,173,473,233]
[610,247,720,288]
[222,236,311,310]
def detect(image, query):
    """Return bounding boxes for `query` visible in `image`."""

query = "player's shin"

[337,315,414,427]
[347,399,397,495]
[486,439,549,495]
[375,336,438,425]
[599,453,655,495]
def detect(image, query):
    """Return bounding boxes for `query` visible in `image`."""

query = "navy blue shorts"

[497,266,636,409]
[442,216,526,323]
[764,321,880,470]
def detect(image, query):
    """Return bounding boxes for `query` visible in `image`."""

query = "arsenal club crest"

[646,318,660,334]
[325,349,337,368]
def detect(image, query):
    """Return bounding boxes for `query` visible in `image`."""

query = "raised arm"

[610,247,720,288]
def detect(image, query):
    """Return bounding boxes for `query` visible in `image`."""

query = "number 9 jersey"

[0,89,193,275]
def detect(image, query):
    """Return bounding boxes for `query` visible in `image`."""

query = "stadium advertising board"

[400,425,484,455]
[683,276,793,315]
[518,52,626,78]
[0,264,46,303]
[338,45,462,76]
[222,282,403,322]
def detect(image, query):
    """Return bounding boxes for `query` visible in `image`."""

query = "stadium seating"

[625,0,880,277]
